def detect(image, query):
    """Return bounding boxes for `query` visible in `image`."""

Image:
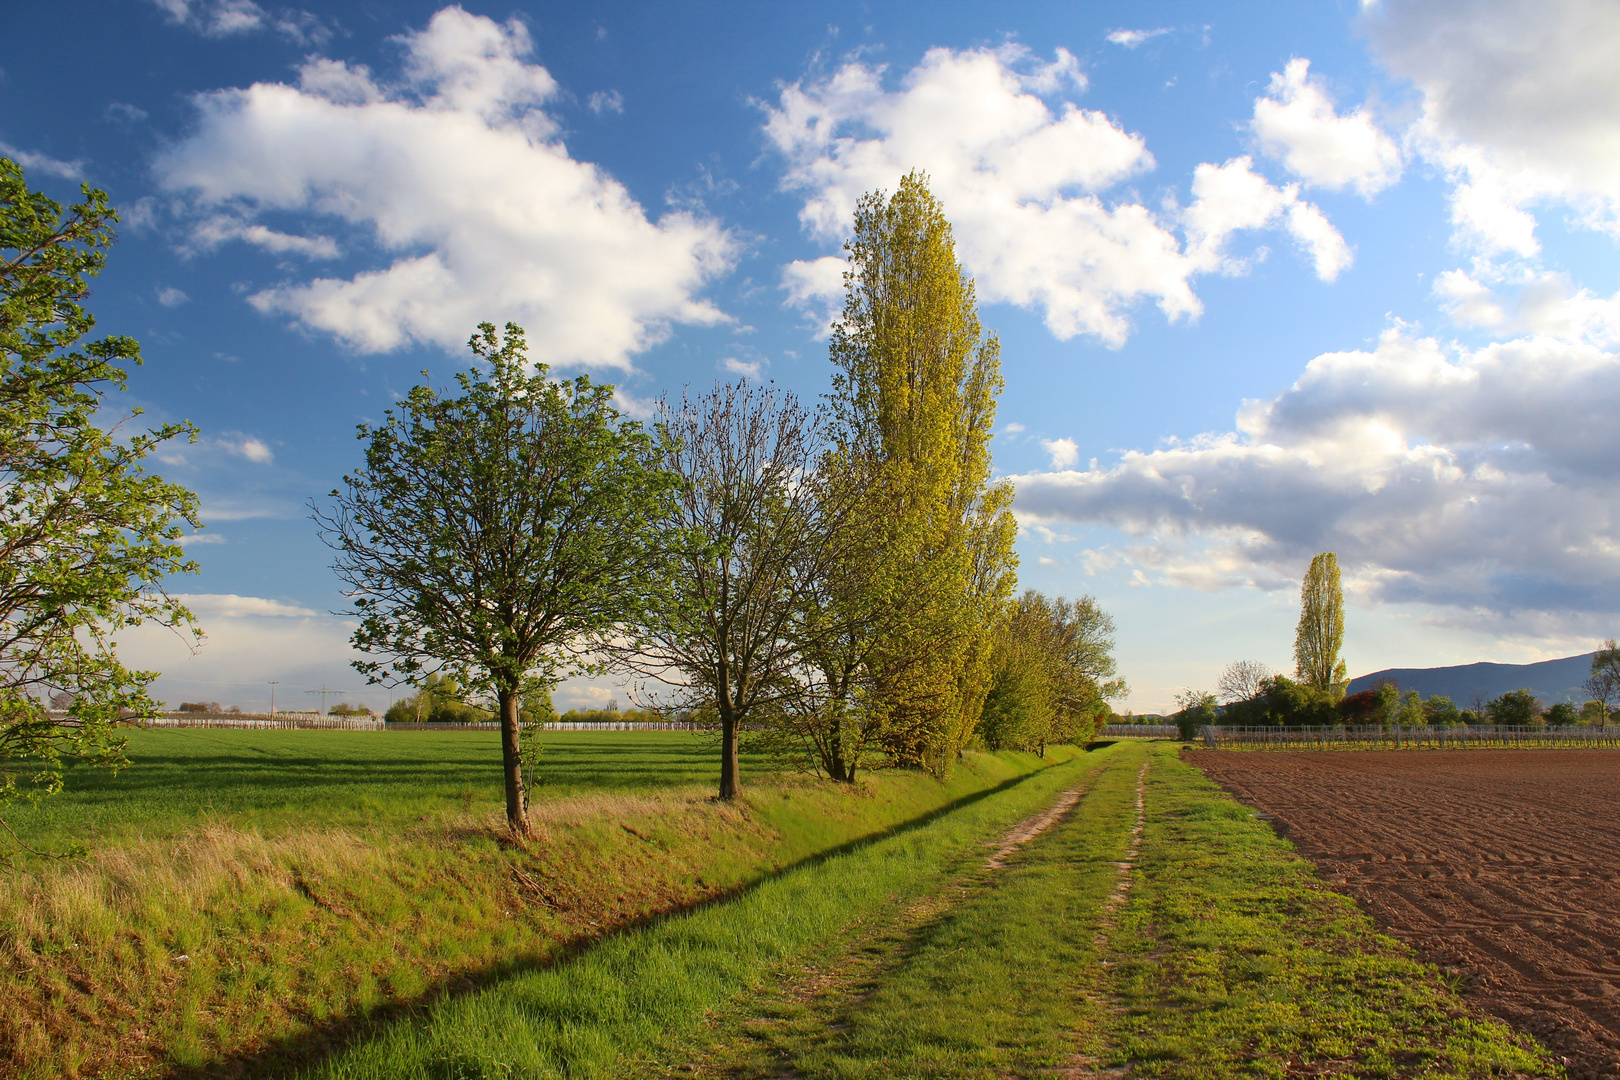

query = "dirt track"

[1190,749,1620,1080]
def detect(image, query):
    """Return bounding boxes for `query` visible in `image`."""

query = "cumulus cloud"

[1012,325,1620,619]
[1182,157,1352,281]
[1042,437,1079,469]
[780,255,848,335]
[156,7,734,370]
[1436,269,1620,345]
[720,356,762,378]
[156,286,190,307]
[1251,58,1401,198]
[1367,0,1620,252]
[765,46,1349,347]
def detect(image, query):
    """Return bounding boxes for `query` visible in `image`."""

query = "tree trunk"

[499,685,530,835]
[719,703,741,801]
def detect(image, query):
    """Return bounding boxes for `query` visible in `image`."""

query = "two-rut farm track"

[1192,748,1620,1080]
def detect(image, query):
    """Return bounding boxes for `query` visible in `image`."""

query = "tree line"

[1174,552,1620,734]
[0,161,1126,828]
[319,173,1126,834]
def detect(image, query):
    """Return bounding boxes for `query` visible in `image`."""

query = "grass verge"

[0,731,1078,1078]
[298,743,1115,1080]
[1102,743,1558,1078]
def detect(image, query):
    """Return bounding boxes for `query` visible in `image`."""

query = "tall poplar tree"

[821,172,1017,774]
[1294,552,1347,701]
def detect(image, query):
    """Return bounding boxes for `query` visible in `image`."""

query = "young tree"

[318,323,673,835]
[823,171,1018,774]
[1,157,202,803]
[1216,660,1272,704]
[615,382,840,800]
[1294,552,1347,700]
[981,591,1126,754]
[1487,688,1542,727]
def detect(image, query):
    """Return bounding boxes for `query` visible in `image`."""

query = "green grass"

[0,728,1080,1078]
[3,728,752,848]
[1103,743,1557,1078]
[299,743,1111,1080]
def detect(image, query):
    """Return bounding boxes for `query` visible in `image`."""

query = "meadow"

[0,730,1566,1079]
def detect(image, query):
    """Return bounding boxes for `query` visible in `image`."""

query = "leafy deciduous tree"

[1294,552,1347,701]
[1,157,201,804]
[1583,639,1620,710]
[318,322,673,835]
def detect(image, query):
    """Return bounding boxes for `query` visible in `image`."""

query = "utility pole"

[268,680,279,718]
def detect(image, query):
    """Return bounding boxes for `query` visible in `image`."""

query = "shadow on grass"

[161,762,1071,1080]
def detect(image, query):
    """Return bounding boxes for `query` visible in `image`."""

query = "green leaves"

[0,157,202,804]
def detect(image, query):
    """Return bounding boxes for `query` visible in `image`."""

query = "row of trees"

[322,173,1124,834]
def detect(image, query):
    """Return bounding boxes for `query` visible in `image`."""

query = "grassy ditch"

[0,729,1079,1078]
[297,742,1118,1079]
[1101,743,1557,1078]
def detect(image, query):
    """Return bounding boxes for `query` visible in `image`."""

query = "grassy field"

[3,728,746,850]
[0,728,1079,1078]
[296,740,1555,1080]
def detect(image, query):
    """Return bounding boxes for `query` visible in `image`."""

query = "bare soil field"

[1190,748,1620,1080]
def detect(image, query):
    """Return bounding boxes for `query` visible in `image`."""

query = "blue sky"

[3,0,1618,713]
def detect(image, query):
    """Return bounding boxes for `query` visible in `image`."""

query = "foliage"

[1222,675,1338,728]
[818,171,1018,777]
[980,590,1124,753]
[1336,688,1379,723]
[0,157,202,805]
[1486,688,1542,727]
[616,382,837,799]
[382,673,489,724]
[318,322,674,834]
[1584,638,1620,709]
[1293,552,1347,700]
[1544,701,1580,727]
[1422,694,1462,727]
[1171,689,1217,741]
[1581,700,1612,726]
[328,702,374,717]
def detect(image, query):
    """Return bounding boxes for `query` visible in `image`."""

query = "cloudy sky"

[3,0,1617,713]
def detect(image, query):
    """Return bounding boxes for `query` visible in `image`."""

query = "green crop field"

[3,728,748,850]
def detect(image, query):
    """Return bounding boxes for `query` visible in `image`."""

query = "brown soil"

[1189,748,1620,1080]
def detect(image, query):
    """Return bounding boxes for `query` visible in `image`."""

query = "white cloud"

[106,102,150,125]
[1003,422,1026,434]
[1012,325,1620,619]
[1436,269,1620,345]
[187,216,341,260]
[156,286,190,307]
[1366,0,1620,252]
[1106,28,1171,48]
[218,435,274,463]
[175,532,226,547]
[765,46,1349,347]
[720,356,762,379]
[1183,157,1352,281]
[780,255,848,336]
[174,593,319,618]
[1041,437,1079,469]
[155,7,734,371]
[587,89,624,115]
[149,0,330,44]
[1251,58,1402,198]
[0,141,85,180]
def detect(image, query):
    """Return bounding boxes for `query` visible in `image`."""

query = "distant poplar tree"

[1293,552,1347,701]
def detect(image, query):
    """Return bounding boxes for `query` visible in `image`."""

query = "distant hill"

[1347,653,1597,707]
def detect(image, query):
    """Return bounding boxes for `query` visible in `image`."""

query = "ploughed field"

[1191,748,1620,1080]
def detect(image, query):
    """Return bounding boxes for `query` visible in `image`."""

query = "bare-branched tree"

[1217,660,1273,704]
[614,382,843,801]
